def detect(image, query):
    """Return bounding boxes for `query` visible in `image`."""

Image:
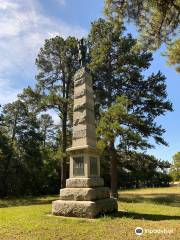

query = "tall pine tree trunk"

[109,142,118,198]
[61,106,67,188]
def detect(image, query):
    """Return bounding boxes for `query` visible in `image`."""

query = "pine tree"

[88,19,173,196]
[35,36,79,188]
[104,0,180,72]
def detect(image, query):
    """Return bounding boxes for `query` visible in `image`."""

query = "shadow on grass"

[119,193,180,207]
[0,195,58,208]
[109,210,180,221]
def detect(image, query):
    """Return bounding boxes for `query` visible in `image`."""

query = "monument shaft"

[52,67,117,218]
[73,68,96,148]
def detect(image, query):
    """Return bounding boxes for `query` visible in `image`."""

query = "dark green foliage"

[0,20,173,197]
[101,151,171,188]
[118,152,171,188]
[88,19,172,196]
[105,0,180,48]
[35,36,79,188]
[104,0,180,72]
[0,101,60,197]
[0,128,15,196]
[170,152,180,181]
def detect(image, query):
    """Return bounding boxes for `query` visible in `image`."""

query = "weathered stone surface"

[74,103,86,112]
[95,198,118,215]
[73,116,86,126]
[66,178,104,188]
[52,200,96,218]
[74,89,93,100]
[52,198,117,218]
[74,78,85,87]
[74,68,92,83]
[74,104,94,112]
[71,66,96,149]
[74,90,85,99]
[73,122,95,132]
[73,129,87,139]
[60,187,110,201]
[73,110,86,121]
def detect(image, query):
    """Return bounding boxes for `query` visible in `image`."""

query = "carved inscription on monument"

[73,129,87,140]
[73,156,84,176]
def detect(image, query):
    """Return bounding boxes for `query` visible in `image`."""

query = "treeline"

[0,101,60,196]
[0,19,173,197]
[170,152,180,181]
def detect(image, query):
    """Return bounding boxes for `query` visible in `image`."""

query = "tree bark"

[60,72,71,189]
[109,142,118,198]
[61,105,67,188]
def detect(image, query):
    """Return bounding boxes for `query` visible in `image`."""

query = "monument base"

[52,198,117,218]
[66,177,104,188]
[52,178,118,218]
[60,187,110,201]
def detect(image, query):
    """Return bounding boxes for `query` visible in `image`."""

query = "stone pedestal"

[52,198,117,218]
[52,177,117,218]
[52,167,118,218]
[52,67,117,218]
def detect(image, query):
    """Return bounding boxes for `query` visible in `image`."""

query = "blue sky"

[0,0,179,162]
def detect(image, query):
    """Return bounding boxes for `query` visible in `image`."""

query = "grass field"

[0,187,179,240]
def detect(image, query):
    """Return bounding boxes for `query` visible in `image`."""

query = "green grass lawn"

[0,187,179,240]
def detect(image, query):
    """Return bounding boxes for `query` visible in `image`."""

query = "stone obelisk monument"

[52,39,117,218]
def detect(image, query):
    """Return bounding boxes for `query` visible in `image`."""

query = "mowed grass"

[0,187,179,240]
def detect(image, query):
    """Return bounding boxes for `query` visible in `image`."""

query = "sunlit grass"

[0,187,179,240]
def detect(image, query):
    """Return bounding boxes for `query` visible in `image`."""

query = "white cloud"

[0,0,18,10]
[46,109,61,124]
[0,0,87,104]
[56,0,66,6]
[0,78,19,105]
